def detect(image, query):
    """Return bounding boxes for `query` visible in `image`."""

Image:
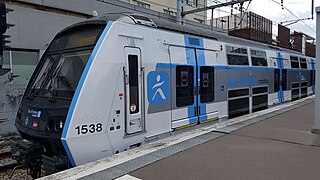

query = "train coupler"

[42,155,68,175]
[10,139,43,178]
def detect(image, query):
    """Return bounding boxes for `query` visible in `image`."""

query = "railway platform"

[41,96,320,180]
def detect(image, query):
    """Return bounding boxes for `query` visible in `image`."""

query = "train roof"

[98,13,270,50]
[62,13,312,58]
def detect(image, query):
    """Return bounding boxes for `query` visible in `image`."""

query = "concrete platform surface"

[128,101,320,180]
[41,97,317,180]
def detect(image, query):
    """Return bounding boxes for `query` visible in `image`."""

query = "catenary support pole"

[312,6,320,134]
[176,0,184,25]
[210,8,214,30]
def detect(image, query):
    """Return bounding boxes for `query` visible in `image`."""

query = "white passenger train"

[11,14,315,178]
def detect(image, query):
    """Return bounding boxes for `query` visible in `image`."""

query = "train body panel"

[11,14,316,177]
[61,22,116,165]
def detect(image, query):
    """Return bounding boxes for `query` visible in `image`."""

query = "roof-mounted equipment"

[128,14,157,28]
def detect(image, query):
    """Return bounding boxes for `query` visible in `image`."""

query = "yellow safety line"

[174,117,219,131]
[200,117,219,124]
[174,123,197,131]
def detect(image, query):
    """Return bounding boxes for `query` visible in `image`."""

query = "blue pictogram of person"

[148,71,169,104]
[152,75,166,100]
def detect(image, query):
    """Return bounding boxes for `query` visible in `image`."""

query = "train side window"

[290,56,300,68]
[176,65,194,107]
[200,66,214,103]
[274,69,280,92]
[299,58,307,69]
[226,46,249,65]
[251,50,267,66]
[228,88,249,118]
[252,86,268,113]
[228,89,249,98]
[128,55,139,114]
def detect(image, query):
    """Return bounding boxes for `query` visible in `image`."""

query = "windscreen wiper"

[26,59,57,99]
[26,71,49,99]
[46,59,65,102]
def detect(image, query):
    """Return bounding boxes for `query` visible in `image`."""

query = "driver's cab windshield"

[27,24,105,99]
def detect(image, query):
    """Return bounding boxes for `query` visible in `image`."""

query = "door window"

[274,69,280,92]
[200,66,214,103]
[282,69,287,90]
[128,55,139,114]
[176,65,194,107]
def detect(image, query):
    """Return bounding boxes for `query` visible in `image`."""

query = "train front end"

[10,20,108,178]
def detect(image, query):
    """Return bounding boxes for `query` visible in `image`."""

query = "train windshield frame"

[26,24,105,100]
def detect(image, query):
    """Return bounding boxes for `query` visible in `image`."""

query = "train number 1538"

[75,123,103,135]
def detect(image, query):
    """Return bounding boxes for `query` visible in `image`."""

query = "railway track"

[0,161,19,173]
[0,136,31,179]
[0,150,29,180]
[0,150,17,174]
[0,151,11,160]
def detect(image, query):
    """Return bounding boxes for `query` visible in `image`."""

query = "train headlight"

[55,120,64,131]
[60,121,63,129]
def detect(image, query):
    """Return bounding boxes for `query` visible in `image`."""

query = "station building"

[0,0,209,130]
[0,0,206,84]
[120,0,207,23]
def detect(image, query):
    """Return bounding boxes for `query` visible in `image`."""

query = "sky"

[207,0,320,39]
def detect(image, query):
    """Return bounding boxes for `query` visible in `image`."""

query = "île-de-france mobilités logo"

[147,71,169,104]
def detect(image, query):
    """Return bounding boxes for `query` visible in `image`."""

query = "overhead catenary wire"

[141,0,208,9]
[269,0,315,33]
[209,0,253,20]
[208,0,315,38]
[238,0,252,25]
[182,0,250,17]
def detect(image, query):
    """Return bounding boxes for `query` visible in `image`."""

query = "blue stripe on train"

[196,49,208,122]
[185,47,197,124]
[276,52,284,103]
[184,35,207,124]
[61,21,113,167]
[157,63,310,72]
[158,62,278,71]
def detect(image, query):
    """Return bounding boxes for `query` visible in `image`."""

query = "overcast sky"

[207,0,319,38]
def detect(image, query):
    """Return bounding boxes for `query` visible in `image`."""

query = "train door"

[169,46,197,129]
[170,46,217,129]
[124,47,144,134]
[196,49,217,123]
